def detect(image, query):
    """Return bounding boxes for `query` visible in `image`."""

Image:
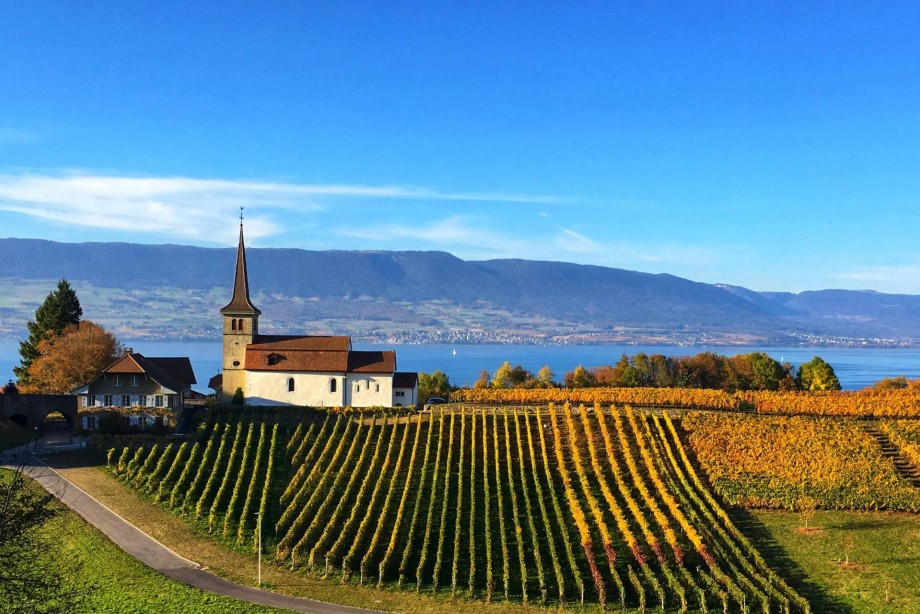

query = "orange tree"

[20,321,120,393]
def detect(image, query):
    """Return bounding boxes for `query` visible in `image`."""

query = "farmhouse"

[209,222,418,407]
[72,351,197,430]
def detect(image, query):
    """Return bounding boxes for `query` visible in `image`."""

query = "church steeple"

[219,211,259,403]
[220,212,261,316]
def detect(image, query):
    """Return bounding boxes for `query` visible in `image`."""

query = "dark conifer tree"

[14,279,83,384]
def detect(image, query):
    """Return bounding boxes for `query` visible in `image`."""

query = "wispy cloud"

[336,215,729,270]
[336,215,534,259]
[0,170,740,280]
[0,171,557,244]
[555,228,605,255]
[836,264,920,294]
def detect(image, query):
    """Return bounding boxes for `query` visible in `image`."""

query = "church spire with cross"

[220,207,261,315]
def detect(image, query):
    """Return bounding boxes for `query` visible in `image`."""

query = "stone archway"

[1,395,77,433]
[8,413,29,428]
[43,410,73,432]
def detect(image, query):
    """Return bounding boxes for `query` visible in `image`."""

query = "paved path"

[6,452,382,614]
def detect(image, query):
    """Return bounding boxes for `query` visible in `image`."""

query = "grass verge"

[3,467,283,614]
[744,509,920,613]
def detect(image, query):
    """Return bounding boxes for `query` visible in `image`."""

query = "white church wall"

[393,386,417,406]
[246,371,346,407]
[345,374,394,407]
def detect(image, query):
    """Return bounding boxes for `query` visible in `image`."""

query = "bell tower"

[219,209,260,403]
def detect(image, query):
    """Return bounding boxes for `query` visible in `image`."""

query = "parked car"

[421,396,448,411]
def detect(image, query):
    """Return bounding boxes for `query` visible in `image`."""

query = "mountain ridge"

[0,238,917,344]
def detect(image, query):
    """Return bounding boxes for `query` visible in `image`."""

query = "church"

[208,222,418,407]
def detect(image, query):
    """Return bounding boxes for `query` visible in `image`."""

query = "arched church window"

[238,319,244,332]
[330,378,337,393]
[231,319,237,331]
[288,378,295,392]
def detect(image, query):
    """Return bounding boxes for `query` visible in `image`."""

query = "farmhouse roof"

[74,353,196,393]
[141,356,197,387]
[220,223,261,315]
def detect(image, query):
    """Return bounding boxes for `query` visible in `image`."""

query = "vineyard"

[104,405,809,611]
[451,387,920,418]
[682,414,920,511]
[880,420,920,469]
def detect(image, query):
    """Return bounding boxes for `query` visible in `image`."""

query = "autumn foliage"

[682,413,920,511]
[452,386,920,417]
[880,420,920,470]
[20,321,121,394]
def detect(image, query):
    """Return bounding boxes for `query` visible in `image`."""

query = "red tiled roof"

[347,350,396,373]
[244,345,395,375]
[105,354,146,374]
[246,349,349,372]
[250,335,352,352]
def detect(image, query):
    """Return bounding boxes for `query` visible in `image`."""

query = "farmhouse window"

[113,375,122,387]
[395,391,405,398]
[154,395,164,407]
[139,394,147,406]
[131,375,140,387]
[103,394,113,406]
[122,395,131,407]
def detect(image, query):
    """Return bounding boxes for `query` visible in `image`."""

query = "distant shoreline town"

[3,328,918,348]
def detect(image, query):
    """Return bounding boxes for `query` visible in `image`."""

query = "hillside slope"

[0,238,917,342]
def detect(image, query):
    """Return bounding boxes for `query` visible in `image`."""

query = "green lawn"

[742,509,920,613]
[14,472,286,613]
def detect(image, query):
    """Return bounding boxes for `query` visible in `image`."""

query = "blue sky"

[1,3,919,293]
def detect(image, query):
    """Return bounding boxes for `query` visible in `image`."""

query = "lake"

[1,338,919,392]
